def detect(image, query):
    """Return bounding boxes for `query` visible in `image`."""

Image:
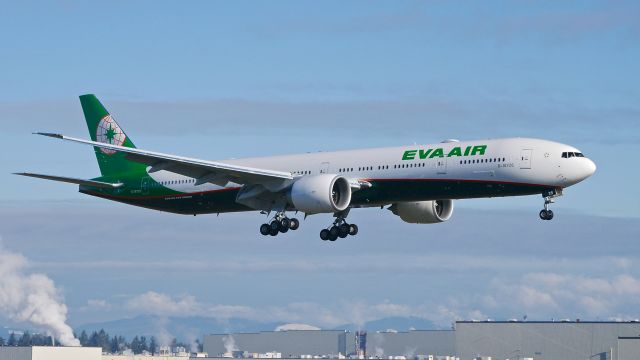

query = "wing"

[36,133,294,190]
[14,172,123,188]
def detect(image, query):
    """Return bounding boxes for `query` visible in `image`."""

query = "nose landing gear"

[259,212,300,236]
[539,188,562,221]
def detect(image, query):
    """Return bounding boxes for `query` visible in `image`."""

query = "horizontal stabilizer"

[14,172,123,188]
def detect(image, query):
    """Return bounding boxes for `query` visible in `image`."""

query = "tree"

[8,333,17,346]
[130,336,141,354]
[139,336,148,353]
[0,336,5,346]
[149,336,158,355]
[96,329,110,352]
[18,332,32,346]
[79,330,89,346]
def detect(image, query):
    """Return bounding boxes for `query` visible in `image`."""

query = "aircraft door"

[520,149,532,169]
[141,177,150,195]
[436,158,447,174]
[320,162,330,174]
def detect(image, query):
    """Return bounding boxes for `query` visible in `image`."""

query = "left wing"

[14,172,123,188]
[36,133,294,190]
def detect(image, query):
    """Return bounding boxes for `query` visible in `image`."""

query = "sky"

[1,0,640,336]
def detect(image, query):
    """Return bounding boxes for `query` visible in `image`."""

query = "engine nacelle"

[288,174,352,214]
[390,200,454,224]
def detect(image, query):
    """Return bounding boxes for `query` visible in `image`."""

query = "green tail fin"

[80,94,146,177]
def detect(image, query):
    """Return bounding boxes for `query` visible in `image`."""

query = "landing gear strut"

[259,212,300,236]
[539,188,562,221]
[320,211,358,241]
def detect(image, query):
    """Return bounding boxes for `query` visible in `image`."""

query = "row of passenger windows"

[562,152,584,158]
[459,157,506,165]
[293,170,311,175]
[156,179,194,186]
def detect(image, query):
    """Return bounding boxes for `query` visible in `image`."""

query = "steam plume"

[222,335,238,353]
[0,243,80,346]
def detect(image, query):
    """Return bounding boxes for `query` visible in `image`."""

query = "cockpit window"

[562,152,585,158]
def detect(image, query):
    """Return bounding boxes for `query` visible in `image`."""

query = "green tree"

[0,336,5,346]
[18,332,32,346]
[149,336,158,355]
[79,330,89,346]
[8,333,17,346]
[130,336,141,354]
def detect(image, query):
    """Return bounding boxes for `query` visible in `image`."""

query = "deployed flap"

[14,172,123,188]
[35,133,294,188]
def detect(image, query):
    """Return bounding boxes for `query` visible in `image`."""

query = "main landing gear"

[259,212,300,236]
[539,188,562,221]
[319,213,358,241]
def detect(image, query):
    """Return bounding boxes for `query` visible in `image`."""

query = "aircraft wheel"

[329,233,338,241]
[260,224,270,236]
[270,220,280,231]
[320,229,330,241]
[338,224,349,238]
[329,226,340,238]
[348,224,359,236]
[279,218,291,231]
[546,210,554,220]
[539,210,548,220]
[289,218,300,230]
[269,228,279,236]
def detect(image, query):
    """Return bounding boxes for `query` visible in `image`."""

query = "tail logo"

[96,115,126,155]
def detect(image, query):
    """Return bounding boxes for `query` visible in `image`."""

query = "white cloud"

[126,291,203,316]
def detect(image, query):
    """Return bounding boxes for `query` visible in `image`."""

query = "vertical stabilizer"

[79,94,145,177]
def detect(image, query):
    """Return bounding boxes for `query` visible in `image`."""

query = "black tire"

[329,233,338,241]
[329,226,339,237]
[270,220,280,231]
[280,218,291,230]
[260,224,270,236]
[320,229,330,241]
[338,224,349,238]
[269,228,279,236]
[349,224,359,236]
[539,210,548,220]
[289,218,300,230]
[546,210,554,220]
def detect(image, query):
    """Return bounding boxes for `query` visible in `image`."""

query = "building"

[0,346,101,360]
[203,330,348,358]
[455,321,640,360]
[203,321,640,360]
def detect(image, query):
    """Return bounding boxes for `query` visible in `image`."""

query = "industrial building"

[0,346,101,360]
[203,321,640,360]
[455,321,640,360]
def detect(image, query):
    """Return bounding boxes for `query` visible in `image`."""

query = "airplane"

[16,95,596,241]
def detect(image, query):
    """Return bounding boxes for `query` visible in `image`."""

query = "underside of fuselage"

[80,179,552,215]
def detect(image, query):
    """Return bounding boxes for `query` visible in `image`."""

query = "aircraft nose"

[580,158,597,180]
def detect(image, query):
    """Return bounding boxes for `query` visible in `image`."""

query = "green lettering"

[464,146,471,156]
[447,147,462,157]
[419,149,432,159]
[429,148,444,158]
[402,150,417,160]
[471,145,487,156]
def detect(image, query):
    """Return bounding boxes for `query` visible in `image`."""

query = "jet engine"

[288,174,352,214]
[389,200,454,224]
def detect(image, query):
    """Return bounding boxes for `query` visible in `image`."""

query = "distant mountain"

[76,315,284,340]
[333,317,439,332]
[75,315,440,341]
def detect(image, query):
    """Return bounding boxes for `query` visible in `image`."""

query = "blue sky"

[1,0,640,335]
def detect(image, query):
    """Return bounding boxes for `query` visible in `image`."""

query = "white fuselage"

[149,137,596,201]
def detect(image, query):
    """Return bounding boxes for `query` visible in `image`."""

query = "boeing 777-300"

[16,95,596,241]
